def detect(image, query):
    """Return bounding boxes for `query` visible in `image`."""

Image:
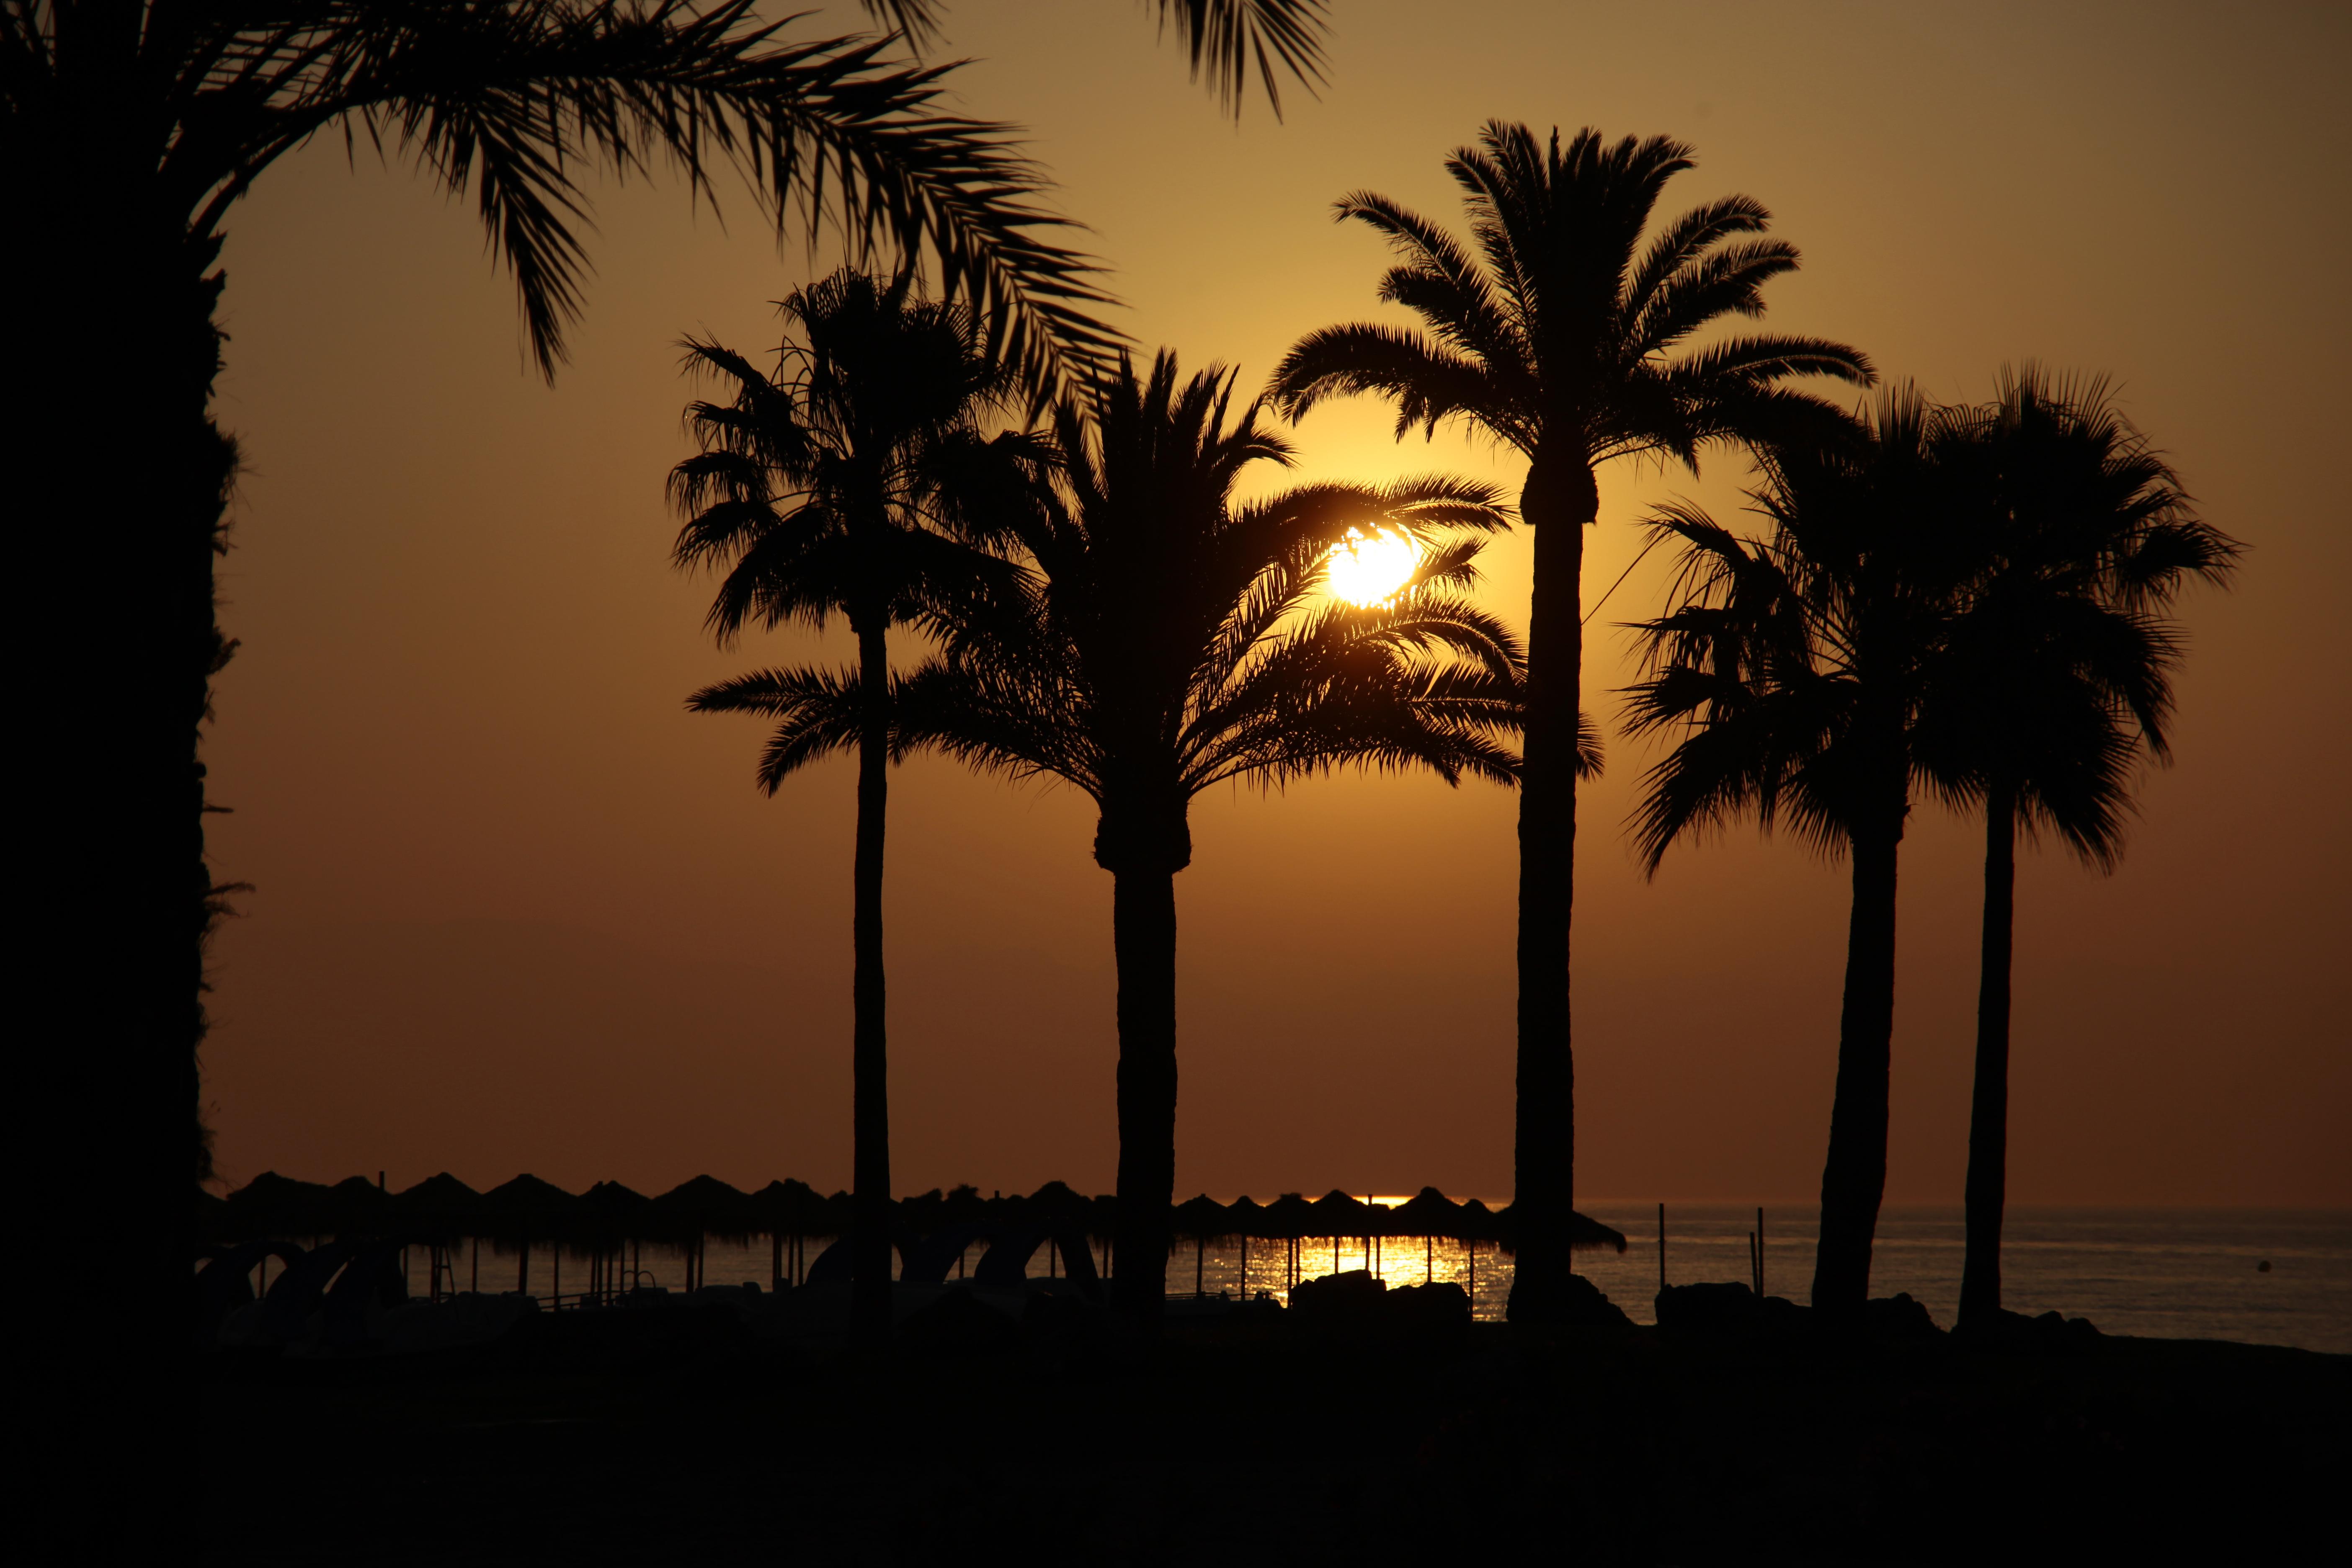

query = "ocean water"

[412,1205,2352,1355]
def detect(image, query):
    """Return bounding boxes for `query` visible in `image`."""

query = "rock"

[1387,1280,1472,1341]
[1955,1305,2101,1354]
[1864,1292,1943,1343]
[1656,1280,1761,1332]
[1557,1274,1635,1331]
[1288,1269,1388,1322]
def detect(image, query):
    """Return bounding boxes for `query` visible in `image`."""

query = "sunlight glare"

[1325,527,1420,607]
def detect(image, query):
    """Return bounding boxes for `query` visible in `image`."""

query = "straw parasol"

[1390,1186,1462,1238]
[1491,1203,1630,1255]
[1171,1194,1231,1240]
[392,1173,481,1246]
[1261,1192,1316,1239]
[645,1175,757,1243]
[577,1180,650,1246]
[745,1178,828,1238]
[480,1174,583,1246]
[324,1174,394,1237]
[1172,1195,1230,1296]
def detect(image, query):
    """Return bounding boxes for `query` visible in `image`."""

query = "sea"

[415,1204,2352,1355]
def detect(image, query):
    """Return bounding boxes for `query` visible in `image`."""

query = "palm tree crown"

[905,352,1528,848]
[1271,122,1872,482]
[1917,366,2241,846]
[671,267,1019,661]
[1622,389,1974,866]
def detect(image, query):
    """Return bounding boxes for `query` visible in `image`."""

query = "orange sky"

[202,0,2350,1207]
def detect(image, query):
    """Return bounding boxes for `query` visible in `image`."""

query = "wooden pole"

[1657,1202,1666,1292]
[1749,1231,1759,1296]
[1757,1207,1767,1298]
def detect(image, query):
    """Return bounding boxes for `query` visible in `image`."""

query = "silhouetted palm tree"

[2,1,1117,1369]
[1269,123,1872,1320]
[671,268,1019,1345]
[1623,387,1975,1324]
[894,351,1528,1323]
[1917,367,2239,1329]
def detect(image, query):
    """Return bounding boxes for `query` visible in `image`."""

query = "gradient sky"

[202,0,2350,1207]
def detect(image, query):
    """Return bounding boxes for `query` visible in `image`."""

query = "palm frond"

[687,664,874,789]
[122,2,1124,392]
[1152,0,1329,121]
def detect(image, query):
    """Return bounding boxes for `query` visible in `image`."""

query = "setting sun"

[1325,527,1420,606]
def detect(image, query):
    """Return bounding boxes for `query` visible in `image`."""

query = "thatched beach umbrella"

[1309,1190,1372,1276]
[1261,1193,1316,1288]
[324,1175,393,1238]
[1391,1186,1463,1280]
[222,1172,334,1240]
[392,1173,479,1245]
[578,1180,649,1298]
[1493,1203,1631,1256]
[647,1176,754,1293]
[482,1174,582,1298]
[392,1173,480,1302]
[747,1179,828,1289]
[1172,1195,1230,1296]
[1224,1194,1266,1296]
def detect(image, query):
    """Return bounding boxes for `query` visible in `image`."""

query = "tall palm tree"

[889,351,1527,1323]
[1917,367,2239,1330]
[1269,123,1872,1320]
[671,268,1019,1345]
[1,1,1118,1376]
[1622,387,1978,1324]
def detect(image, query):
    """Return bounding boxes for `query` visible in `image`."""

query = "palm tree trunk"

[1507,454,1595,1323]
[1959,778,2018,1329]
[849,621,894,1346]
[10,144,228,1543]
[1107,848,1180,1324]
[1810,767,1908,1324]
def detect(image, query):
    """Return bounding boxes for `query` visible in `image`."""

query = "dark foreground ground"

[197,1299,2348,1565]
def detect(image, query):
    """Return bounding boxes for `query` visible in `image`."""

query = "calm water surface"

[422,1205,2352,1355]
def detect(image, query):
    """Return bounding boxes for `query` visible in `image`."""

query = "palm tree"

[670,268,1019,1345]
[1269,123,1872,1320]
[892,351,1527,1323]
[1622,387,1978,1325]
[1916,367,2239,1330]
[2,1,1119,1372]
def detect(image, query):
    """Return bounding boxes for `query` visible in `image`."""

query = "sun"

[1325,527,1420,607]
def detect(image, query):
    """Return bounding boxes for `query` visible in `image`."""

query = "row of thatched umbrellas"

[200,1173,1629,1301]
